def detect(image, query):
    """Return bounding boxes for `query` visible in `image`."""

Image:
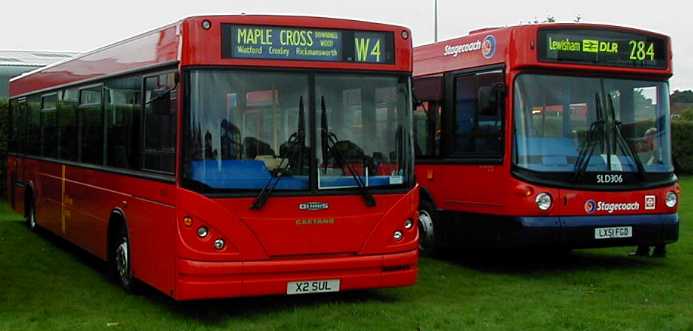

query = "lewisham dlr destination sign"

[222,24,394,64]
[538,29,668,69]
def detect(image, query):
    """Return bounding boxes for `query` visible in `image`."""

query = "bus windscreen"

[221,24,394,64]
[538,29,668,69]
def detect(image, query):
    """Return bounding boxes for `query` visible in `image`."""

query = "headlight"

[665,192,678,208]
[536,193,553,211]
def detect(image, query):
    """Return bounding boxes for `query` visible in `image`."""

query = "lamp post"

[434,0,438,42]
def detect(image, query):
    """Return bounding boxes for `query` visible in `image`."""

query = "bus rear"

[175,16,418,299]
[413,24,678,253]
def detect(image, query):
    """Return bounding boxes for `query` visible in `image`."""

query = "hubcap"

[418,210,435,248]
[115,238,129,281]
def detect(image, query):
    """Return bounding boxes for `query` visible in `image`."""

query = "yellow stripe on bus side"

[61,165,66,234]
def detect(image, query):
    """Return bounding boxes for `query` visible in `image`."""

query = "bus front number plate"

[287,279,340,295]
[594,226,633,239]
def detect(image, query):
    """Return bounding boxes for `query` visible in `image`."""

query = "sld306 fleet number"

[596,174,623,184]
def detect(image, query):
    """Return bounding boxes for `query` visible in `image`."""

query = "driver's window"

[315,74,408,189]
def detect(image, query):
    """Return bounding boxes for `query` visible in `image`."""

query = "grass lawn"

[1,182,692,331]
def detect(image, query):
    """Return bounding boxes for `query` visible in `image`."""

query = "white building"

[0,51,79,97]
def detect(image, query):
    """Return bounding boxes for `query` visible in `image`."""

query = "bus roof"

[10,15,412,97]
[414,23,672,78]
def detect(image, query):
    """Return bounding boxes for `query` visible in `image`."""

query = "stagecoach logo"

[299,202,329,211]
[482,35,497,59]
[584,199,640,214]
[584,200,598,214]
[443,35,497,59]
[443,40,481,57]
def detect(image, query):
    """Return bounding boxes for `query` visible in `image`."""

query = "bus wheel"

[112,225,137,292]
[418,200,437,254]
[25,195,38,232]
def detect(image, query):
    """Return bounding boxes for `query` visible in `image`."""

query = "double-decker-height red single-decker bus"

[413,23,678,253]
[6,15,419,300]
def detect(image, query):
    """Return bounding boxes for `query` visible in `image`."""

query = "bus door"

[416,68,506,215]
[445,69,505,213]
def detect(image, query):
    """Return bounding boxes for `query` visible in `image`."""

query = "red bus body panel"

[8,15,418,300]
[413,23,678,248]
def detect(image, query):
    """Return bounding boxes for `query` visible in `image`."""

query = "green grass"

[2,182,693,331]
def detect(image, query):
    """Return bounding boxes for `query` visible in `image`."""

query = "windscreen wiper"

[320,96,376,207]
[251,97,306,210]
[606,95,646,179]
[574,94,606,181]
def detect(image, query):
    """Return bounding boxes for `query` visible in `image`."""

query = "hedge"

[672,120,693,174]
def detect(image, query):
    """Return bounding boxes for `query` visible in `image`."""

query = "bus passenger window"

[59,89,79,161]
[79,86,104,165]
[9,99,23,154]
[25,95,41,156]
[40,93,59,158]
[106,77,141,170]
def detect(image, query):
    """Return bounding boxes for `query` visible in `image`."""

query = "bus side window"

[106,76,142,170]
[79,86,104,165]
[40,93,59,159]
[143,73,177,174]
[59,89,79,161]
[25,95,42,156]
[9,99,18,154]
[413,76,443,158]
[449,70,504,159]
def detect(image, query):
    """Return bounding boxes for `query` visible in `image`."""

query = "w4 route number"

[355,37,382,62]
[629,40,655,61]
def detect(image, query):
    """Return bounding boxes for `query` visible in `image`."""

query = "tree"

[671,90,693,103]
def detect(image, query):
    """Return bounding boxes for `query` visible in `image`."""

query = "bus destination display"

[538,29,668,69]
[222,24,394,64]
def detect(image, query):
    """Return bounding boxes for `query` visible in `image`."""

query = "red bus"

[6,15,419,300]
[412,24,679,254]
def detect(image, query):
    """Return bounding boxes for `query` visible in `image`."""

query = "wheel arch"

[107,208,130,262]
[419,186,436,209]
[23,181,36,218]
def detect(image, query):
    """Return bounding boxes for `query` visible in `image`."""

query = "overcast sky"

[2,0,691,90]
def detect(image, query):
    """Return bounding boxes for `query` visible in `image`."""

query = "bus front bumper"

[507,213,679,249]
[173,249,418,300]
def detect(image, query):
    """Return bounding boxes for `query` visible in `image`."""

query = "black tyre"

[111,224,138,292]
[418,199,439,255]
[25,195,38,232]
